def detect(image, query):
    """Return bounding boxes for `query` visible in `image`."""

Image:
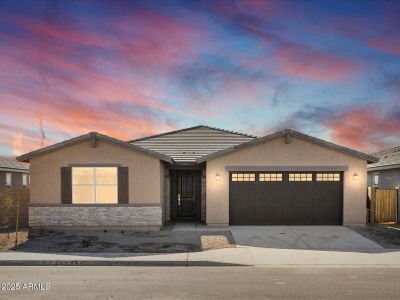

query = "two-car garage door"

[229,172,343,225]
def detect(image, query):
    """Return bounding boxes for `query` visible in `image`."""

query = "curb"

[0,260,246,267]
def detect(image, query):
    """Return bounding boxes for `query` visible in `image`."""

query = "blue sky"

[0,0,399,156]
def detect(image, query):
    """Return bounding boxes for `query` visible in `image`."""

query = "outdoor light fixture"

[216,173,220,181]
[353,173,359,180]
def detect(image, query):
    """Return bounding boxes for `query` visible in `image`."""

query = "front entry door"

[177,172,196,218]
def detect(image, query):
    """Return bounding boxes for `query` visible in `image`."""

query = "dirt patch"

[348,224,400,249]
[12,229,235,253]
[0,228,29,251]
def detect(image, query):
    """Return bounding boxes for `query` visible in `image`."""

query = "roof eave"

[0,167,30,173]
[17,132,174,164]
[196,129,378,164]
[367,164,400,171]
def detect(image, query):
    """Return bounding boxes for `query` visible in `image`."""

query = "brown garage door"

[229,172,343,225]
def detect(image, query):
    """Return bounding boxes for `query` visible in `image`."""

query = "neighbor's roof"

[16,132,173,164]
[0,156,30,173]
[368,145,400,171]
[130,125,256,163]
[196,129,378,164]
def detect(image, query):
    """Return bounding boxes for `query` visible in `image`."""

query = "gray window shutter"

[118,167,129,204]
[61,167,72,204]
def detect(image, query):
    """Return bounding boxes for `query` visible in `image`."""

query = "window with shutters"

[72,167,117,204]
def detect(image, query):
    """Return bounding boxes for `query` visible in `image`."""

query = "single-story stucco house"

[16,126,378,229]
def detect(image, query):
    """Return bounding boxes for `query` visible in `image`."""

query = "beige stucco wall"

[29,140,163,205]
[206,136,368,226]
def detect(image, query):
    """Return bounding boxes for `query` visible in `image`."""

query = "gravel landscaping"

[6,228,235,253]
[0,227,29,251]
[348,224,400,249]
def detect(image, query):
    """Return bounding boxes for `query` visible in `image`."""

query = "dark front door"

[177,172,196,218]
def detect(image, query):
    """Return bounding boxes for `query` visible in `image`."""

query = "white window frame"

[22,174,28,187]
[373,173,379,186]
[72,167,118,204]
[5,172,12,187]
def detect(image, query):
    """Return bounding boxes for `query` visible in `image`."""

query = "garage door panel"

[313,182,342,225]
[229,171,343,226]
[230,181,256,225]
[256,182,284,225]
[286,182,313,225]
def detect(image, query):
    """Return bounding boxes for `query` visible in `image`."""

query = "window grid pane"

[259,173,283,182]
[72,167,118,204]
[231,173,255,182]
[5,173,12,186]
[289,173,312,182]
[316,173,341,182]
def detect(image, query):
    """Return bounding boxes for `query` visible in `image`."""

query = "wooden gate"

[375,189,398,223]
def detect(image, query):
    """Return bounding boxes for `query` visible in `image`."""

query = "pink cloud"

[323,106,400,152]
[276,44,361,83]
[367,38,400,56]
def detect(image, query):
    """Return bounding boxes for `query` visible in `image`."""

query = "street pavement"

[1,266,400,299]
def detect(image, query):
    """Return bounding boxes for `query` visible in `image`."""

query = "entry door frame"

[170,169,202,221]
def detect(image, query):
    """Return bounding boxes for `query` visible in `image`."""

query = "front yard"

[348,223,400,248]
[0,227,235,253]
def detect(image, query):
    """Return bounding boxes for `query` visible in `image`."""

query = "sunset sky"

[0,0,399,157]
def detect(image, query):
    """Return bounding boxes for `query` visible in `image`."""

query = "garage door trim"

[225,166,348,172]
[229,171,344,225]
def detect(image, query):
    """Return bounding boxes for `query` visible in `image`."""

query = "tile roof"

[368,145,400,170]
[130,125,256,163]
[0,156,30,172]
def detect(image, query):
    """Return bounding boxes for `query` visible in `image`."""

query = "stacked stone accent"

[29,205,162,227]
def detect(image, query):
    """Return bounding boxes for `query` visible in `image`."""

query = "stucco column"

[201,174,206,222]
[164,175,170,222]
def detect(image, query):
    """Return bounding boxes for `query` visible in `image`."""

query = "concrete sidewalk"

[1,246,400,267]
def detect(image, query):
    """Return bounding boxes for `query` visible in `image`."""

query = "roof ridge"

[127,125,204,143]
[374,145,400,156]
[128,125,256,143]
[199,125,257,138]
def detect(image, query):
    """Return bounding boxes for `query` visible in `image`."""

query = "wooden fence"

[0,188,29,228]
[374,189,398,223]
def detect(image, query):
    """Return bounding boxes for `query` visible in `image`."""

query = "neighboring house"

[367,145,400,219]
[17,125,377,229]
[0,156,30,188]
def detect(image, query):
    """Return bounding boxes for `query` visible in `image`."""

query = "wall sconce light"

[353,173,359,180]
[216,173,220,181]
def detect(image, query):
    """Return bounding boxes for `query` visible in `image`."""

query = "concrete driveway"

[230,226,383,250]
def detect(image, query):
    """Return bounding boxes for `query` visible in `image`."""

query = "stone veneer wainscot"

[29,205,162,227]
